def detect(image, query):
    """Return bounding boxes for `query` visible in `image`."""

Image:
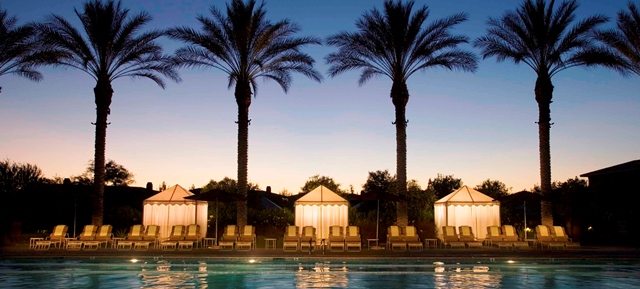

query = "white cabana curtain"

[295,204,348,243]
[143,202,208,239]
[434,203,500,239]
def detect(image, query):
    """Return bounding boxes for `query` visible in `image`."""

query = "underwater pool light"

[130,259,139,263]
[507,260,515,264]
[248,259,256,263]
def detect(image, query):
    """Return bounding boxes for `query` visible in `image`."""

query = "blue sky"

[1,0,638,194]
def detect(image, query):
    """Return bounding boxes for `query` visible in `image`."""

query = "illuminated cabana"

[434,186,500,239]
[143,184,208,239]
[295,185,349,243]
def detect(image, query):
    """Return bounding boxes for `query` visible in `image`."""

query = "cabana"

[294,185,349,243]
[434,186,500,240]
[143,185,208,240]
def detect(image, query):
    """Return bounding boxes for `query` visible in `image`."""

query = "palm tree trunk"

[91,81,113,226]
[392,81,409,227]
[235,83,251,228]
[535,75,553,227]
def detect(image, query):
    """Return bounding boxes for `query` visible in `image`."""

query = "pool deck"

[2,244,639,260]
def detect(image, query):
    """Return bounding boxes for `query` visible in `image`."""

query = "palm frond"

[326,0,476,85]
[37,0,179,88]
[169,0,322,96]
[0,8,48,82]
[475,0,624,77]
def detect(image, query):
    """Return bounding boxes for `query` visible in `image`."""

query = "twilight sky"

[1,0,639,194]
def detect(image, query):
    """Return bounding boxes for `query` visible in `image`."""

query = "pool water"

[1,258,639,288]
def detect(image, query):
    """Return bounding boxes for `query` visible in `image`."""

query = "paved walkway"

[3,244,639,260]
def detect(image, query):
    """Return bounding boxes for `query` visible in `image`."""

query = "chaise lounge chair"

[536,225,565,250]
[236,225,256,251]
[180,224,201,251]
[404,226,423,251]
[127,224,145,241]
[328,225,344,252]
[458,226,483,249]
[35,224,68,250]
[345,226,362,252]
[94,225,113,249]
[69,224,99,251]
[441,226,465,249]
[283,225,300,252]
[551,226,580,249]
[487,226,512,249]
[300,226,316,252]
[143,225,160,249]
[219,225,237,251]
[387,225,406,251]
[502,225,530,250]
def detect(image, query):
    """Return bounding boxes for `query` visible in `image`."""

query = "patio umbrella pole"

[215,199,218,246]
[376,199,379,243]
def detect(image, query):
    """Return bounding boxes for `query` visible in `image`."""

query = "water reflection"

[137,260,208,289]
[434,263,501,289]
[295,262,348,288]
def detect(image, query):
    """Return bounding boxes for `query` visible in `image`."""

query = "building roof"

[580,160,640,177]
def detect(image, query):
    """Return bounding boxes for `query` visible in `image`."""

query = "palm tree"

[325,0,477,226]
[0,8,49,94]
[166,0,322,227]
[596,2,640,76]
[37,0,180,225]
[474,0,624,226]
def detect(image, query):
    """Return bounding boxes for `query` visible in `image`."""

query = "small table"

[264,238,277,250]
[367,239,378,249]
[526,239,538,249]
[424,238,438,249]
[112,237,125,249]
[203,238,216,248]
[30,238,44,249]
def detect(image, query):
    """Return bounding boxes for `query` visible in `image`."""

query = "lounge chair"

[78,225,98,241]
[344,226,362,252]
[387,225,406,251]
[404,226,423,251]
[158,225,186,251]
[300,226,316,252]
[127,224,145,241]
[458,226,483,248]
[46,224,68,250]
[283,225,300,252]
[169,225,186,241]
[182,224,201,248]
[502,225,530,249]
[143,225,160,248]
[536,225,565,250]
[219,225,237,251]
[328,226,344,252]
[236,225,256,251]
[487,226,512,249]
[94,225,113,249]
[551,226,581,249]
[441,226,465,249]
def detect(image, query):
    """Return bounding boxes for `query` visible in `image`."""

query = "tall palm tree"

[325,0,477,226]
[37,0,180,225]
[0,8,49,94]
[474,0,624,226]
[596,2,640,76]
[166,0,322,227]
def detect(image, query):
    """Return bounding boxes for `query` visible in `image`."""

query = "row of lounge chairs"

[218,225,257,251]
[33,224,202,251]
[387,225,424,251]
[282,225,363,252]
[442,224,580,250]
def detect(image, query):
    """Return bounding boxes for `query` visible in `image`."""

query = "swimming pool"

[1,258,639,288]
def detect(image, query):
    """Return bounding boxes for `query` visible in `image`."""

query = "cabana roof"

[435,185,499,205]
